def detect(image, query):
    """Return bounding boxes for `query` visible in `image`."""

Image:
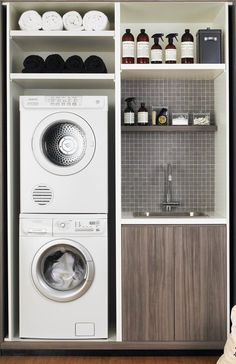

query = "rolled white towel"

[63,11,84,31]
[83,10,110,31]
[42,11,63,31]
[18,10,42,31]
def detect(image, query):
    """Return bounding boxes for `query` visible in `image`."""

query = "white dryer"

[19,214,108,339]
[20,96,108,213]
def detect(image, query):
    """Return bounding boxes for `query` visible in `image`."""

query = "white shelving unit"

[3,0,230,349]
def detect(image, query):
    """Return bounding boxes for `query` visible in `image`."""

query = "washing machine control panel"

[53,218,106,236]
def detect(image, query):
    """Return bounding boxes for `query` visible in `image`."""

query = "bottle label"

[124,112,135,125]
[122,41,135,58]
[138,111,148,124]
[181,41,194,58]
[158,115,167,125]
[137,42,149,58]
[165,48,176,62]
[151,49,162,62]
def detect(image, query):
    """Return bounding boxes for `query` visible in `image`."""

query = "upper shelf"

[10,31,115,52]
[120,2,226,23]
[10,73,115,89]
[121,64,226,81]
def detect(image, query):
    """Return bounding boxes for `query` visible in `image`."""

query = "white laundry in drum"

[45,252,86,290]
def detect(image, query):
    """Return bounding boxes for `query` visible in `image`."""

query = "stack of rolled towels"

[22,54,107,73]
[18,10,110,31]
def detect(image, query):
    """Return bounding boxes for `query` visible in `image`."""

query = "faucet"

[161,163,180,211]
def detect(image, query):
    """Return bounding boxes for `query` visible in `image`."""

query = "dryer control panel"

[20,96,107,110]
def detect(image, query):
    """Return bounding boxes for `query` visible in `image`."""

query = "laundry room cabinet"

[122,225,227,344]
[0,0,232,354]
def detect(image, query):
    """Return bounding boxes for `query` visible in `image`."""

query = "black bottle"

[157,108,168,125]
[124,97,136,125]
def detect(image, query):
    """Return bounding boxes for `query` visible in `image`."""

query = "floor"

[0,357,220,364]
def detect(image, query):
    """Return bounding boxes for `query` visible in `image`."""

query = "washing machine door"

[32,112,96,176]
[31,239,95,302]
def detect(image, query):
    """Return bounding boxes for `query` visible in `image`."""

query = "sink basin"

[133,211,208,217]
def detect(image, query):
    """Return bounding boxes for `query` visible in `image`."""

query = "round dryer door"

[31,239,95,302]
[32,112,96,176]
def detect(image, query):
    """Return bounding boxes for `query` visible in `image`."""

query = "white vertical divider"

[114,2,122,341]
[224,3,230,335]
[5,2,13,341]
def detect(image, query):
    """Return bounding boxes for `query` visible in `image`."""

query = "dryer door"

[32,112,96,176]
[31,239,95,302]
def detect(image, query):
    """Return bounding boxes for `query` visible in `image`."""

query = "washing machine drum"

[32,112,96,176]
[32,239,95,302]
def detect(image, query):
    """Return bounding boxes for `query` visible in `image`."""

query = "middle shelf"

[10,73,115,89]
[10,30,115,52]
[121,64,226,80]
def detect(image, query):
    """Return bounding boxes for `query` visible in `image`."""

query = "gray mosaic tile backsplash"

[121,80,215,212]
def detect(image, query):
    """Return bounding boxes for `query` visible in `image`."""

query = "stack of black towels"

[22,54,107,73]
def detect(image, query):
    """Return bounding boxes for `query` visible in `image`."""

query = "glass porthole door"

[32,112,96,176]
[31,239,95,302]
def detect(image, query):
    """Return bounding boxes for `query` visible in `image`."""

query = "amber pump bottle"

[122,29,135,64]
[137,102,149,125]
[181,29,194,63]
[137,29,149,64]
[151,33,164,64]
[165,33,178,64]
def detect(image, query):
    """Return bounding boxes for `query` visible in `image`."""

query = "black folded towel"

[65,55,85,73]
[84,55,107,73]
[44,54,65,73]
[22,55,45,73]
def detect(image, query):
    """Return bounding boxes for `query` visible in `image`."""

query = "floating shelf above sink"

[121,125,217,132]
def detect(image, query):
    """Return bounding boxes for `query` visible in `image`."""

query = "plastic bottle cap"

[141,29,145,33]
[126,29,130,33]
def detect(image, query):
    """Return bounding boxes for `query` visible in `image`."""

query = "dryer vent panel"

[32,185,53,206]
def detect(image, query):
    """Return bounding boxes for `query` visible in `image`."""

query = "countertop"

[121,212,227,225]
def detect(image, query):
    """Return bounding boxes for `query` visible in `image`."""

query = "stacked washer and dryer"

[19,96,108,339]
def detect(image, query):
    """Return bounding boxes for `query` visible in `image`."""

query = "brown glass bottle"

[122,29,135,64]
[137,29,149,64]
[137,102,149,125]
[181,29,194,64]
[165,33,178,64]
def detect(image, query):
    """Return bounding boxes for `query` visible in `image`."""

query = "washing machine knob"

[60,222,66,228]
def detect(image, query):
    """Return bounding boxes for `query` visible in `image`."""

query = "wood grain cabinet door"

[122,225,175,341]
[175,225,227,342]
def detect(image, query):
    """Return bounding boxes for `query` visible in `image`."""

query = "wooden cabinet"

[175,225,227,342]
[122,225,175,341]
[122,225,227,344]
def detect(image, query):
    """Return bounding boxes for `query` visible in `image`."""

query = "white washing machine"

[20,96,108,214]
[19,214,108,339]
